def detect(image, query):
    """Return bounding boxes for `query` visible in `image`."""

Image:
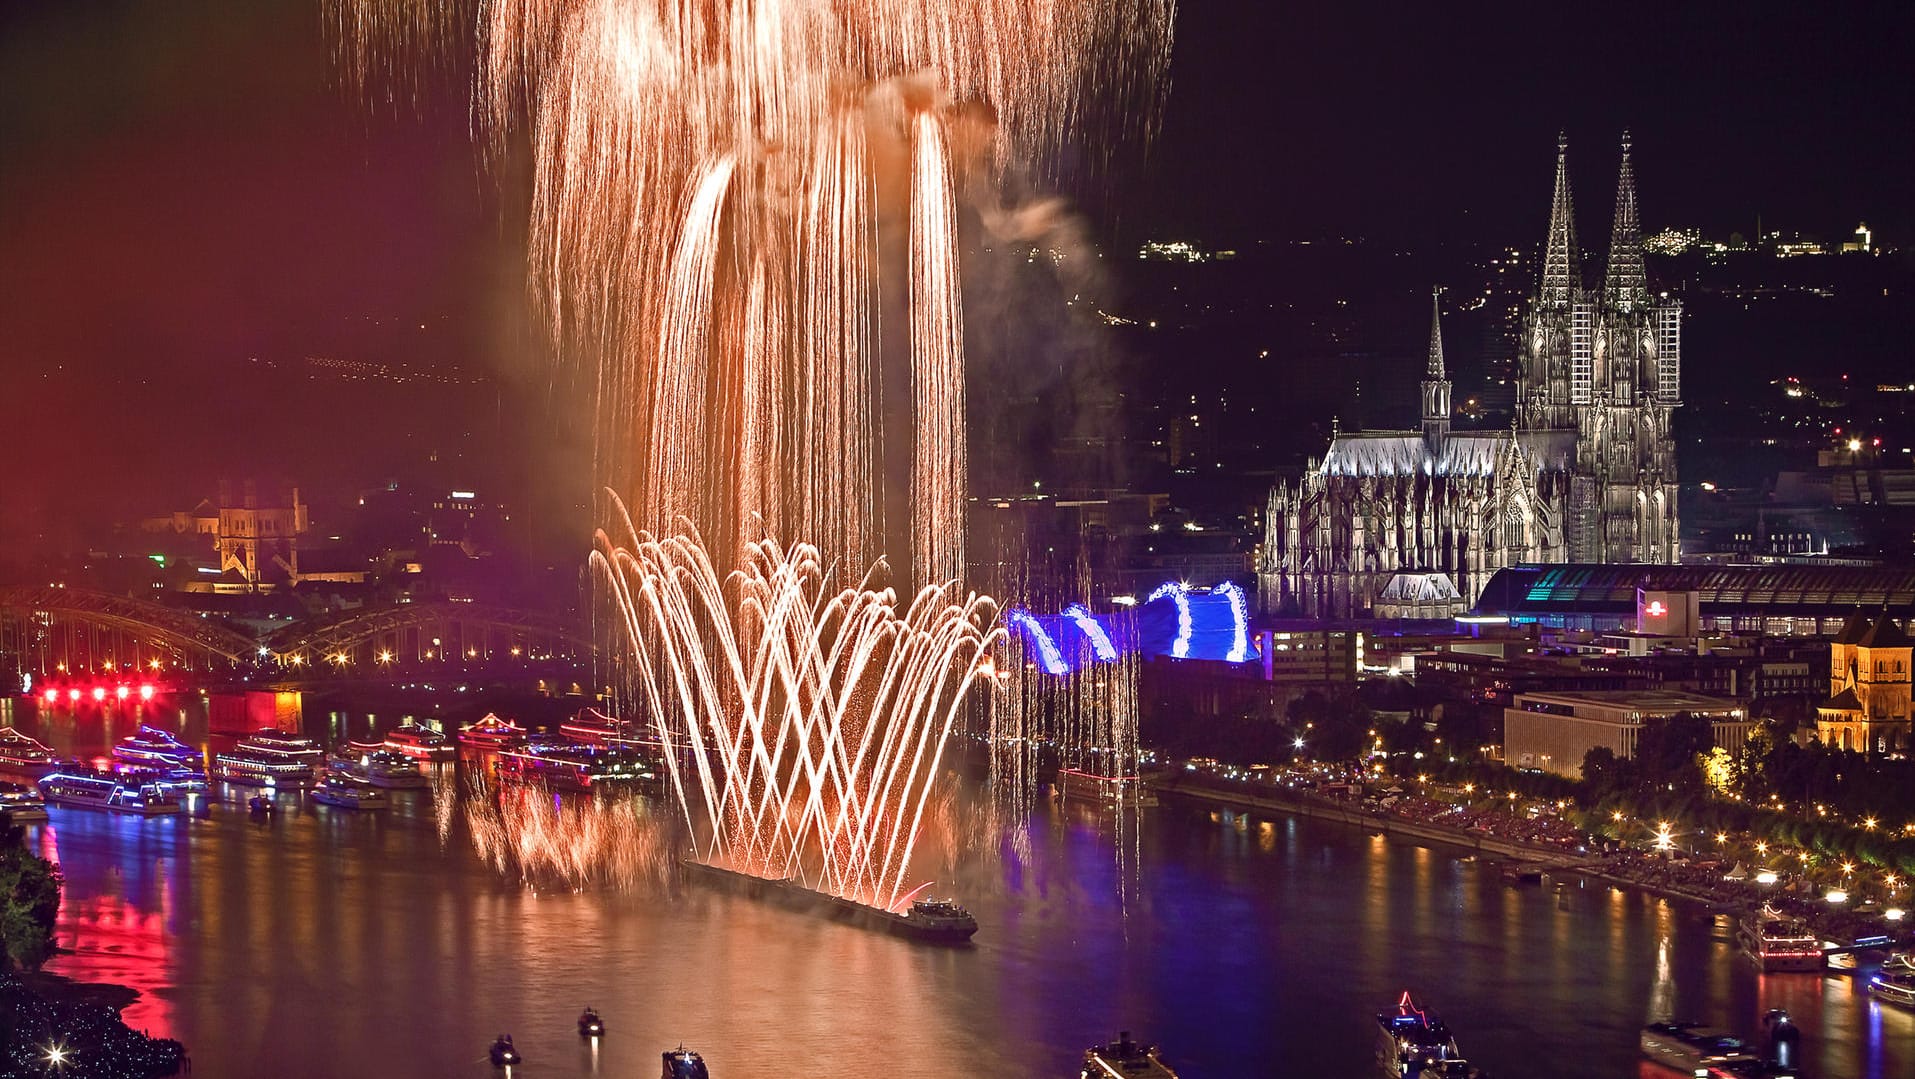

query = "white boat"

[1738,906,1823,972]
[211,749,317,788]
[112,726,202,770]
[38,771,182,815]
[0,781,50,821]
[310,773,389,811]
[329,750,429,789]
[237,729,325,766]
[0,728,58,778]
[1869,971,1915,1009]
[384,724,455,761]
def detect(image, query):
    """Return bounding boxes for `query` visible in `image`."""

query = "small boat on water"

[310,773,389,811]
[329,750,429,789]
[578,1007,605,1038]
[1640,1021,1759,1075]
[0,728,58,777]
[38,771,182,815]
[384,723,455,761]
[1869,971,1915,1010]
[112,726,202,770]
[662,1047,709,1079]
[1377,992,1476,1078]
[248,793,276,816]
[459,714,528,749]
[1738,906,1823,972]
[489,1035,521,1068]
[0,781,50,821]
[1081,1030,1178,1078]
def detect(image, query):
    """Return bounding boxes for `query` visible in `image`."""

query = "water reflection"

[3,698,1913,1076]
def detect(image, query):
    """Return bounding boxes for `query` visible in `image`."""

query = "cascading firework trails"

[329,0,1175,579]
[592,501,1002,910]
[332,0,1173,905]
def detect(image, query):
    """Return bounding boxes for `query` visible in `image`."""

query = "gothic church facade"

[1260,134,1681,618]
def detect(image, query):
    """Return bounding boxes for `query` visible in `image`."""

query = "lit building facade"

[1816,611,1913,753]
[1261,133,1681,618]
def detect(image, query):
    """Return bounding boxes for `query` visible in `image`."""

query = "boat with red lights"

[112,726,202,770]
[1738,906,1823,972]
[38,770,183,815]
[0,728,58,778]
[496,743,655,791]
[458,714,528,749]
[1376,992,1477,1078]
[1081,1030,1178,1078]
[679,857,978,944]
[1056,767,1158,808]
[561,708,651,747]
[384,723,455,760]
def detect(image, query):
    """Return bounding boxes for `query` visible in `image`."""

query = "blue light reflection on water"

[11,698,1915,1077]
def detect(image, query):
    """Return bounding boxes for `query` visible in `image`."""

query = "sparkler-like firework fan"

[331,0,1173,904]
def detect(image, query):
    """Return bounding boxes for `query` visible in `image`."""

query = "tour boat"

[1738,906,1823,972]
[560,708,650,747]
[329,750,429,789]
[679,858,979,944]
[1376,993,1475,1078]
[1640,1022,1759,1075]
[1055,767,1159,808]
[662,1047,709,1079]
[459,714,528,749]
[496,743,655,791]
[237,729,325,767]
[384,723,455,760]
[0,781,50,821]
[0,728,58,777]
[112,726,202,770]
[310,773,388,811]
[1868,971,1915,1010]
[578,1008,605,1038]
[38,771,182,815]
[212,748,317,788]
[1081,1030,1179,1078]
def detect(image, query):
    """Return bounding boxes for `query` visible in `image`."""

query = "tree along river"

[3,696,1911,1077]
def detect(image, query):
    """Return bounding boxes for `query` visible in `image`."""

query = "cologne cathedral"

[1259,133,1682,618]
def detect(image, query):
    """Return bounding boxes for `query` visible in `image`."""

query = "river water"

[4,696,1912,1078]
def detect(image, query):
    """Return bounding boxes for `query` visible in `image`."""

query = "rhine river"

[3,696,1912,1078]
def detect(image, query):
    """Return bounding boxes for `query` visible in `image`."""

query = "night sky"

[2,0,1910,543]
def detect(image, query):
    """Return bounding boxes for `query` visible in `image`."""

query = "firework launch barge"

[678,858,978,944]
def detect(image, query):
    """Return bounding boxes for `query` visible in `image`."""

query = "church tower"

[1421,286,1451,451]
[1515,131,1681,563]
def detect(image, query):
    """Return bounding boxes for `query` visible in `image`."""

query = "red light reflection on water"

[36,826,177,1041]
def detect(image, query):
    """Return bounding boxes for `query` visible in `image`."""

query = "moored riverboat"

[0,780,50,821]
[1055,767,1159,808]
[458,714,528,749]
[0,728,58,778]
[212,749,317,788]
[329,750,430,789]
[38,771,182,815]
[384,723,455,761]
[112,726,202,770]
[1738,906,1823,972]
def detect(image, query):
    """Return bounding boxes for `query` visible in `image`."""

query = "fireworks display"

[332,0,1174,904]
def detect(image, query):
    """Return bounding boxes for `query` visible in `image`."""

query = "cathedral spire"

[1540,131,1580,307]
[1422,286,1450,450]
[1604,130,1648,311]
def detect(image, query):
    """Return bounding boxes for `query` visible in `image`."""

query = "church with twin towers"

[1259,133,1683,619]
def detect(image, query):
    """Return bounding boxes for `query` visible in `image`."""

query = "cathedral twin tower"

[1260,133,1682,619]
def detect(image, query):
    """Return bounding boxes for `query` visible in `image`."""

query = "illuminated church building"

[1260,134,1682,618]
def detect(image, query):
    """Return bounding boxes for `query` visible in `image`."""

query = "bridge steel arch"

[0,585,261,671]
[264,600,592,663]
